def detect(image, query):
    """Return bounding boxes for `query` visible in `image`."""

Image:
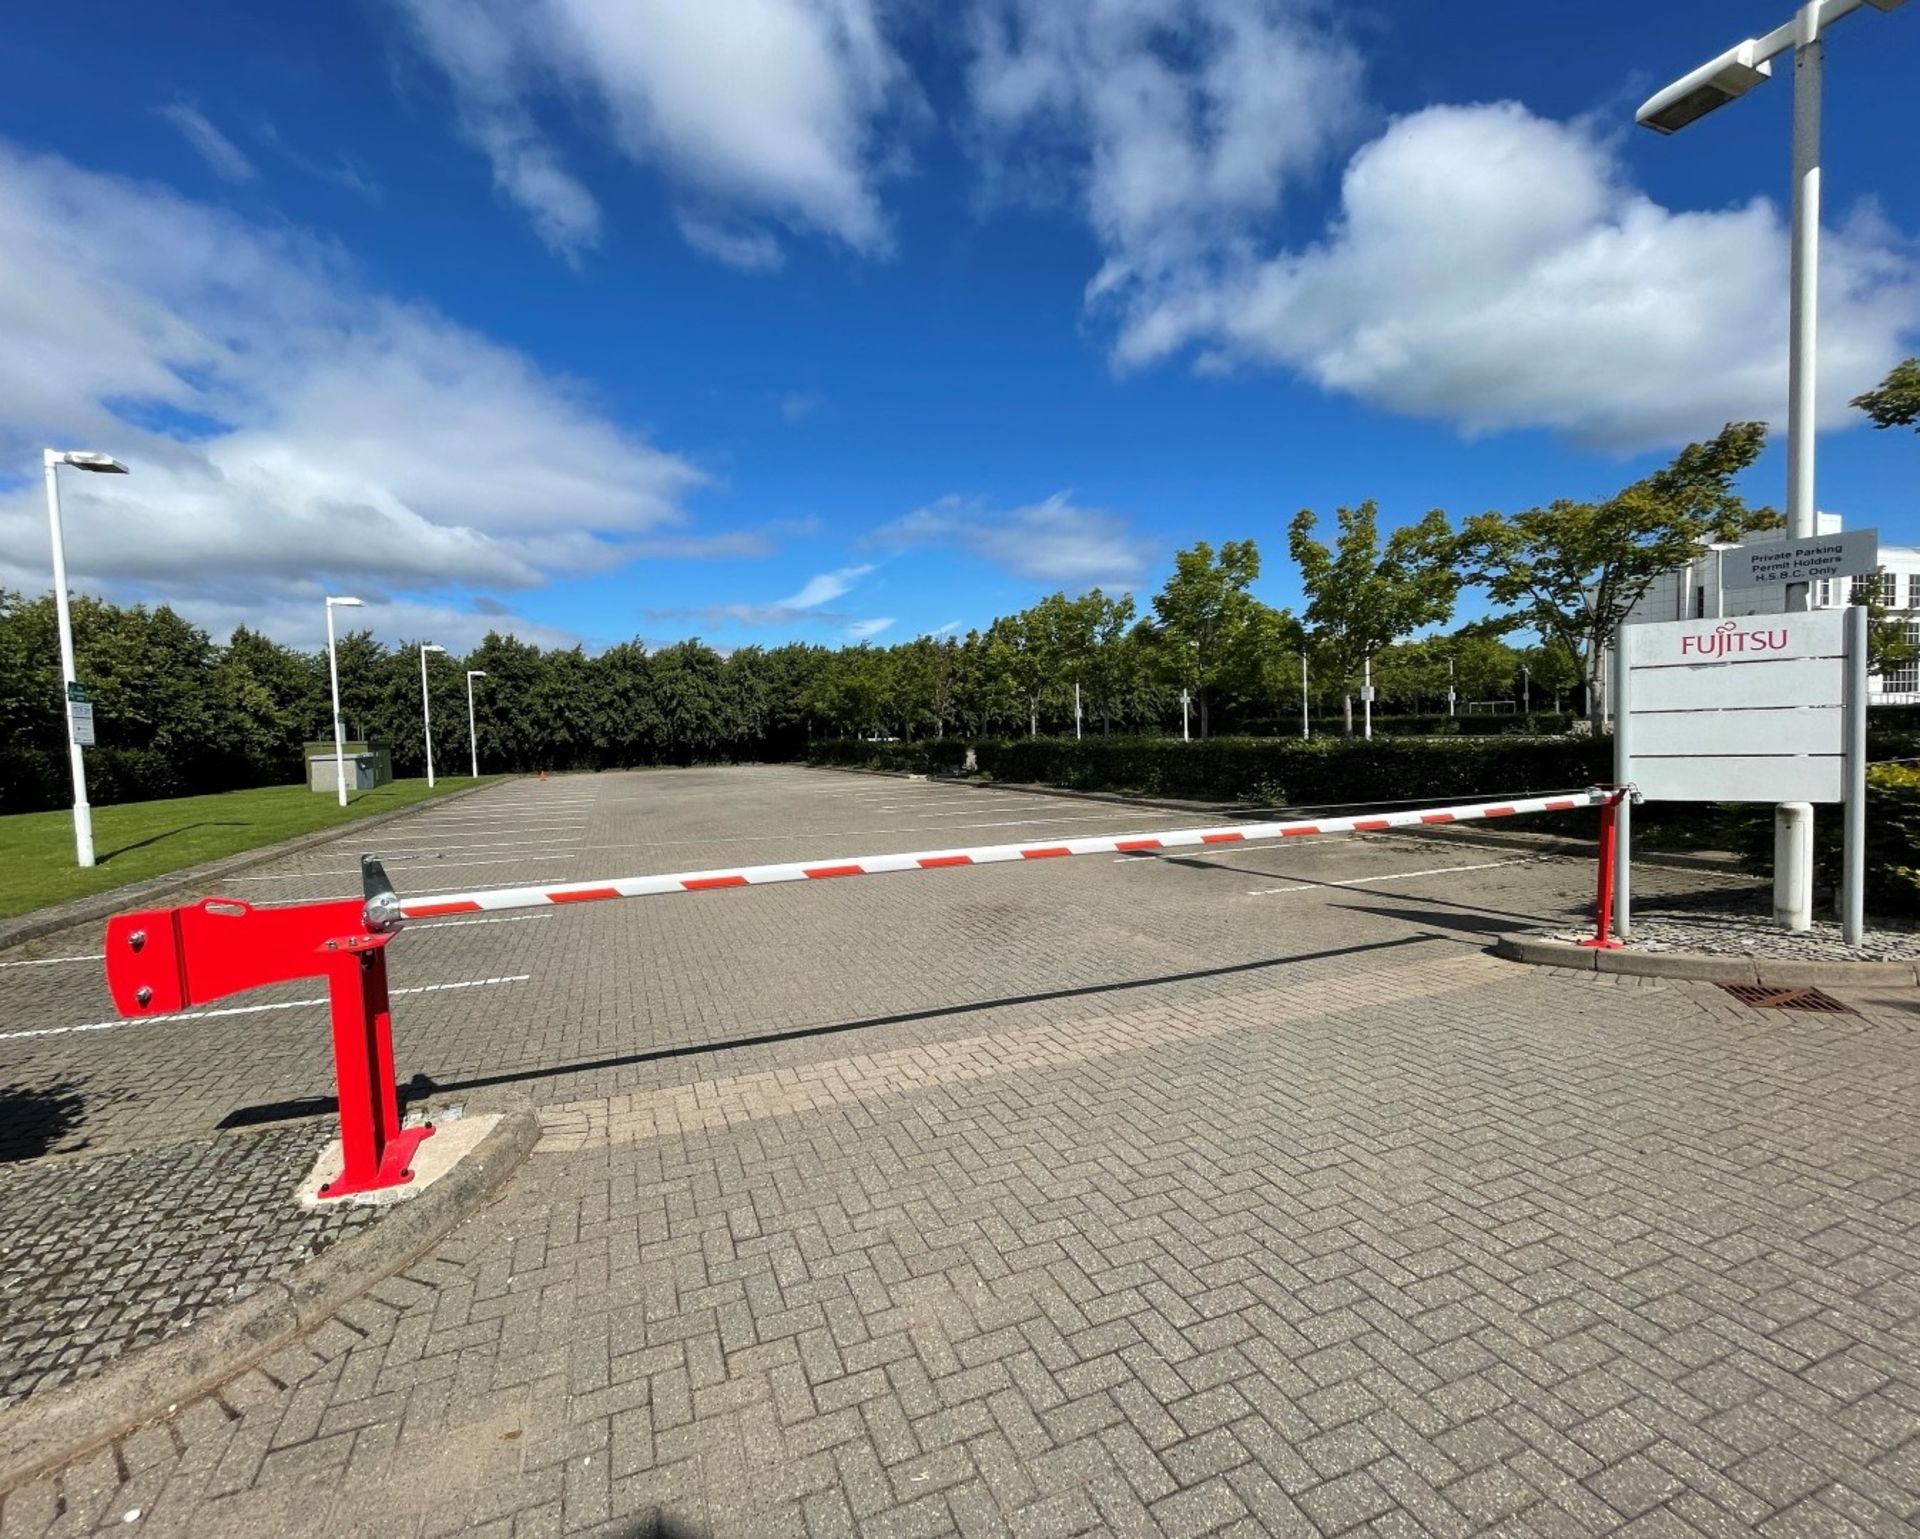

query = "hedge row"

[810,734,1609,807]
[1727,765,1920,914]
[810,735,1920,916]
[0,746,229,813]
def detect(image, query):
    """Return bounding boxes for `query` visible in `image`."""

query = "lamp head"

[56,451,131,474]
[327,596,364,608]
[422,643,446,654]
[1636,41,1771,134]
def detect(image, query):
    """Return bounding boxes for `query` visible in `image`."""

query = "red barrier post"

[1578,790,1627,950]
[104,872,430,1197]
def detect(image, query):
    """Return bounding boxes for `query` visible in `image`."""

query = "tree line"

[8,416,1902,812]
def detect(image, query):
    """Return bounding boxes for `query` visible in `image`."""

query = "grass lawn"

[0,776,502,920]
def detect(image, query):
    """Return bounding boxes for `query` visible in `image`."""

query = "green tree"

[1458,422,1778,726]
[1149,540,1264,739]
[1289,502,1457,737]
[1852,357,1920,432]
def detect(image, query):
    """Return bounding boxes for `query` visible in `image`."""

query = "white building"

[1621,515,1920,704]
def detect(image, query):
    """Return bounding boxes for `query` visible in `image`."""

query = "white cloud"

[782,563,873,609]
[0,141,706,641]
[845,617,895,639]
[645,562,877,632]
[1114,104,1920,448]
[389,0,907,264]
[160,104,257,183]
[872,493,1155,589]
[389,0,603,260]
[968,0,1364,304]
[171,590,585,654]
[676,213,786,272]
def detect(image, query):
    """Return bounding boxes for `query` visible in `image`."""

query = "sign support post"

[1612,646,1632,940]
[1843,603,1868,945]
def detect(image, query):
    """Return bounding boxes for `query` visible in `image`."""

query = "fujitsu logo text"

[1680,621,1789,659]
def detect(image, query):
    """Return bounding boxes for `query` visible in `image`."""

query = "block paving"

[0,768,1914,1536]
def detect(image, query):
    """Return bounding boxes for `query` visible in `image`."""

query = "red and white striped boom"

[397,788,1604,920]
[103,783,1609,1197]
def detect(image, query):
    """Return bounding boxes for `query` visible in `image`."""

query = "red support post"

[317,932,433,1198]
[103,894,431,1196]
[1578,790,1627,951]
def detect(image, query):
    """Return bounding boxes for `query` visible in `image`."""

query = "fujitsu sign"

[1677,621,1791,659]
[1619,609,1849,806]
[1627,611,1840,671]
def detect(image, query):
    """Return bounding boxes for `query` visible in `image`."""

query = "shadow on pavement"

[218,932,1437,1128]
[580,1513,709,1538]
[1333,902,1529,939]
[0,1080,87,1162]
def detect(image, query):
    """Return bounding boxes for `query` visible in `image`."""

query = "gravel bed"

[0,1122,379,1408]
[1546,898,1920,963]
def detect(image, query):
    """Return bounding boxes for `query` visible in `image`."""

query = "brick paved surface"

[2,768,1916,1536]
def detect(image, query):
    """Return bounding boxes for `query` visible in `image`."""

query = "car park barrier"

[103,787,1608,1195]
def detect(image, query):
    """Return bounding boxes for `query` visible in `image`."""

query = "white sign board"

[68,701,96,748]
[1620,612,1846,803]
[1721,528,1878,589]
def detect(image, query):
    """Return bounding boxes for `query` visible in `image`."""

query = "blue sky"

[0,0,1914,654]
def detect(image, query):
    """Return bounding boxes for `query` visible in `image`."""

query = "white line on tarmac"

[349,838,586,857]
[406,913,553,931]
[0,953,106,968]
[0,974,533,1041]
[221,854,584,882]
[1244,858,1532,897]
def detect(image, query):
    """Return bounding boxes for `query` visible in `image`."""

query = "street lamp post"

[325,596,364,808]
[1640,0,1905,605]
[419,643,446,788]
[1447,657,1457,718]
[1300,652,1311,740]
[41,450,129,868]
[467,670,488,778]
[1637,0,1907,931]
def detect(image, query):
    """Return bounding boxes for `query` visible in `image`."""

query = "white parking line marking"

[372,837,587,853]
[1245,858,1533,896]
[0,953,106,968]
[0,974,533,1041]
[222,854,584,882]
[407,913,553,930]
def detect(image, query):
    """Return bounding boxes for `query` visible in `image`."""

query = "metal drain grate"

[1719,983,1856,1014]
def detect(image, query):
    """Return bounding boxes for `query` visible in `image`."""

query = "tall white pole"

[420,645,437,789]
[1074,681,1082,740]
[1447,657,1456,718]
[41,454,94,867]
[1300,653,1310,740]
[1362,654,1373,741]
[1776,3,1822,926]
[1180,689,1190,743]
[1785,0,1822,606]
[468,672,481,778]
[327,602,348,808]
